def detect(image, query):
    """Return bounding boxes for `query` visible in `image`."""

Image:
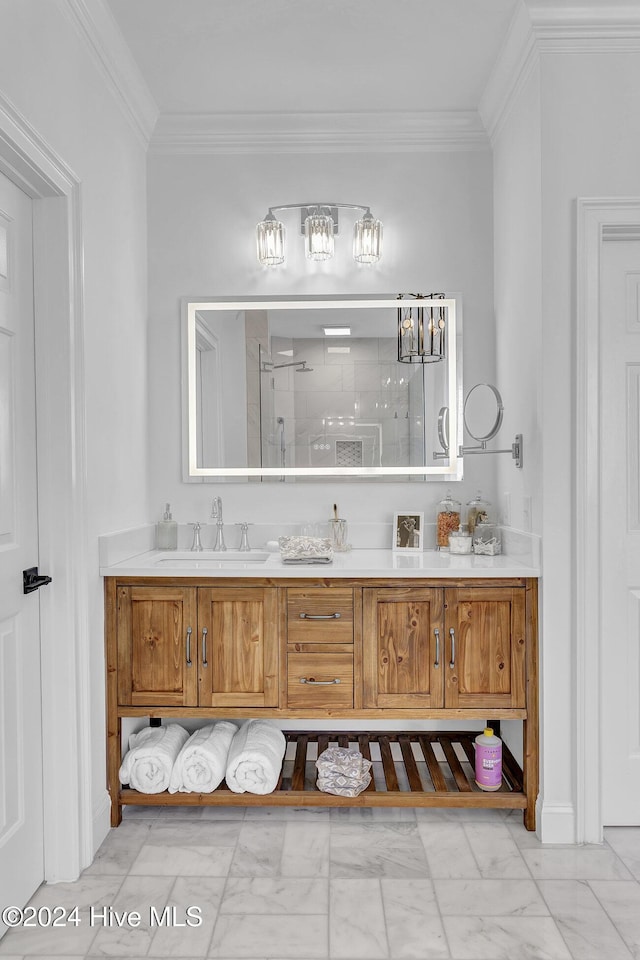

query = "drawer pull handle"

[449,627,456,668]
[201,626,208,667]
[299,612,341,620]
[186,626,192,666]
[434,628,440,668]
[299,677,341,685]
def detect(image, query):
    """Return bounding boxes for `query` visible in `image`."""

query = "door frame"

[576,197,640,843]
[0,93,92,881]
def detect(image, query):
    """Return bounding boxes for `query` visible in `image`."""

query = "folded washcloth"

[316,746,372,797]
[168,721,238,794]
[279,536,333,562]
[225,719,286,795]
[119,723,189,794]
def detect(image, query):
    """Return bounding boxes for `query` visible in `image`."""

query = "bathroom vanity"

[103,549,539,829]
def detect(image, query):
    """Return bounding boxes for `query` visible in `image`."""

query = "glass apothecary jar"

[472,519,502,556]
[466,491,491,536]
[448,527,472,555]
[436,491,461,549]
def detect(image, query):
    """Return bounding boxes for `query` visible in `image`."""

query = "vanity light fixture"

[397,292,447,364]
[256,203,383,266]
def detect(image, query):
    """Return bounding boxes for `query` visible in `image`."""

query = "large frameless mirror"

[183,295,463,481]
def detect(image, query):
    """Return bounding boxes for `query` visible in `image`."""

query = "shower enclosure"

[258,336,433,475]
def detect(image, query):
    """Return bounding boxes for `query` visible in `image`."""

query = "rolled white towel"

[225,719,286,795]
[119,723,188,794]
[168,721,238,794]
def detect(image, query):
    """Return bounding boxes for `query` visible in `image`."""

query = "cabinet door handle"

[434,628,440,668]
[299,612,341,620]
[299,677,341,685]
[449,627,456,668]
[201,626,208,667]
[186,626,192,666]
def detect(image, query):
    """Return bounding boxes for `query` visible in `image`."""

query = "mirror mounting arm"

[458,434,523,468]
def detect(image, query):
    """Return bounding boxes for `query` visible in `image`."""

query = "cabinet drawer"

[287,588,353,645]
[287,653,354,709]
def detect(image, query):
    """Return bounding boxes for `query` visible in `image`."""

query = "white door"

[601,233,640,824]
[0,172,44,926]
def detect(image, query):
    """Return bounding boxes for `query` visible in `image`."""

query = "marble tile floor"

[1,807,640,960]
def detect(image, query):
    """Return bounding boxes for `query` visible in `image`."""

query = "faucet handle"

[189,521,204,552]
[236,522,253,552]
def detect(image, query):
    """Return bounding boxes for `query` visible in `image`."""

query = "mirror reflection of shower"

[256,333,436,475]
[276,416,286,479]
[261,359,314,373]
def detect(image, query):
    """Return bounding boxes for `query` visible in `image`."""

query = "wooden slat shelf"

[119,730,527,810]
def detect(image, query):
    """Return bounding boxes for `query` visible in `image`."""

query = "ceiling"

[105,0,519,115]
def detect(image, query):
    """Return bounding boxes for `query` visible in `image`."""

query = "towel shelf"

[119,729,527,810]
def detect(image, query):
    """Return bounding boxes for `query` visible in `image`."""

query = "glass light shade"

[304,213,334,261]
[353,216,383,263]
[256,218,285,265]
[398,304,446,363]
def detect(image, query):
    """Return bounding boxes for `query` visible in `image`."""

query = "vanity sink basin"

[154,550,270,565]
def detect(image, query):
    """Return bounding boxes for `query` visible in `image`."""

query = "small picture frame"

[393,512,424,552]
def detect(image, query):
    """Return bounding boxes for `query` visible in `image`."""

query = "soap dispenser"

[156,502,178,550]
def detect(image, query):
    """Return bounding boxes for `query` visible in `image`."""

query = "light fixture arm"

[263,202,373,219]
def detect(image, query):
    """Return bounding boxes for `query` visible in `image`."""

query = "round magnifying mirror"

[463,383,504,442]
[437,406,449,454]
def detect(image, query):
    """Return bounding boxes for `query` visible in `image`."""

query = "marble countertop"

[100,547,539,579]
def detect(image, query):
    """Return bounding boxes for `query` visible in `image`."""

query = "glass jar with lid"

[466,490,491,536]
[472,519,502,556]
[436,490,461,549]
[448,526,472,555]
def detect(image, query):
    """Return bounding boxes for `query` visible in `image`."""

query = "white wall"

[493,45,640,840]
[0,2,149,853]
[538,51,640,840]
[147,149,499,531]
[491,59,542,782]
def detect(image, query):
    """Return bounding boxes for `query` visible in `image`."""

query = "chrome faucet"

[189,521,203,552]
[236,522,252,552]
[211,497,226,551]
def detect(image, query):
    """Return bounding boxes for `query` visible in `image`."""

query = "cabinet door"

[362,587,444,708]
[197,587,279,708]
[116,586,198,707]
[445,587,526,709]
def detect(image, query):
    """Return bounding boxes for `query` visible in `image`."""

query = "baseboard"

[91,791,112,860]
[540,802,576,843]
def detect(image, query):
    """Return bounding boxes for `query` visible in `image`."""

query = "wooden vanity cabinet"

[362,584,527,712]
[285,586,356,710]
[197,586,278,708]
[116,585,198,707]
[114,583,278,710]
[106,575,538,830]
[362,586,444,709]
[444,586,526,710]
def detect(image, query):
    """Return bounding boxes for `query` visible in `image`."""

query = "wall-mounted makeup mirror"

[464,383,504,442]
[459,382,523,468]
[183,295,463,481]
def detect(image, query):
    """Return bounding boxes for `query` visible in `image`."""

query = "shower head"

[265,358,313,372]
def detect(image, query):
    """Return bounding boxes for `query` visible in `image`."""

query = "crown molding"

[528,2,640,37]
[59,0,158,146]
[479,1,640,142]
[149,111,490,156]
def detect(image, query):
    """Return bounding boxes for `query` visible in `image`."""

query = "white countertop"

[100,548,539,579]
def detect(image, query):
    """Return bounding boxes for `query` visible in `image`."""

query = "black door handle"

[23,566,52,595]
